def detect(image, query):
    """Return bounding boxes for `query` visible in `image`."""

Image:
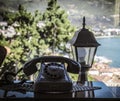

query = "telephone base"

[34,63,73,92]
[34,78,72,92]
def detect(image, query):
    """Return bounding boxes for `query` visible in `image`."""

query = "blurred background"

[0,0,119,28]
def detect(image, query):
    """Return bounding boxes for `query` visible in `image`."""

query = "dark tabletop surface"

[0,81,117,99]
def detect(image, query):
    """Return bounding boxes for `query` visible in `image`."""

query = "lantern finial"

[83,16,86,29]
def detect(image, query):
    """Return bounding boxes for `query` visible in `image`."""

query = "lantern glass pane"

[77,47,96,67]
[84,47,96,67]
[72,46,77,61]
[77,47,86,63]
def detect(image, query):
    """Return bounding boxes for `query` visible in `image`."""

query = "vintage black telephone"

[0,56,102,98]
[23,56,81,92]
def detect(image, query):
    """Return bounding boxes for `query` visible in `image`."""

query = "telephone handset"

[23,56,81,92]
[23,56,81,76]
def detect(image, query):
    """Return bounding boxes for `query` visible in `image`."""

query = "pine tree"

[39,0,76,54]
[1,1,76,77]
[1,5,48,76]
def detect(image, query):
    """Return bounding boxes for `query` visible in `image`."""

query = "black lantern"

[69,17,100,82]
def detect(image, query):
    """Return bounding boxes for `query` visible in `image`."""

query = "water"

[96,37,120,68]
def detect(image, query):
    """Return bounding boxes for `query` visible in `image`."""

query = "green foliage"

[88,75,95,81]
[1,1,76,78]
[68,73,79,81]
[39,0,76,54]
[2,5,48,75]
[0,35,9,46]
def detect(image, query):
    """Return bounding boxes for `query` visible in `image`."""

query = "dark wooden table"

[0,81,117,100]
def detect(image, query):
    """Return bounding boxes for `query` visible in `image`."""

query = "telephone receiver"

[23,56,81,76]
